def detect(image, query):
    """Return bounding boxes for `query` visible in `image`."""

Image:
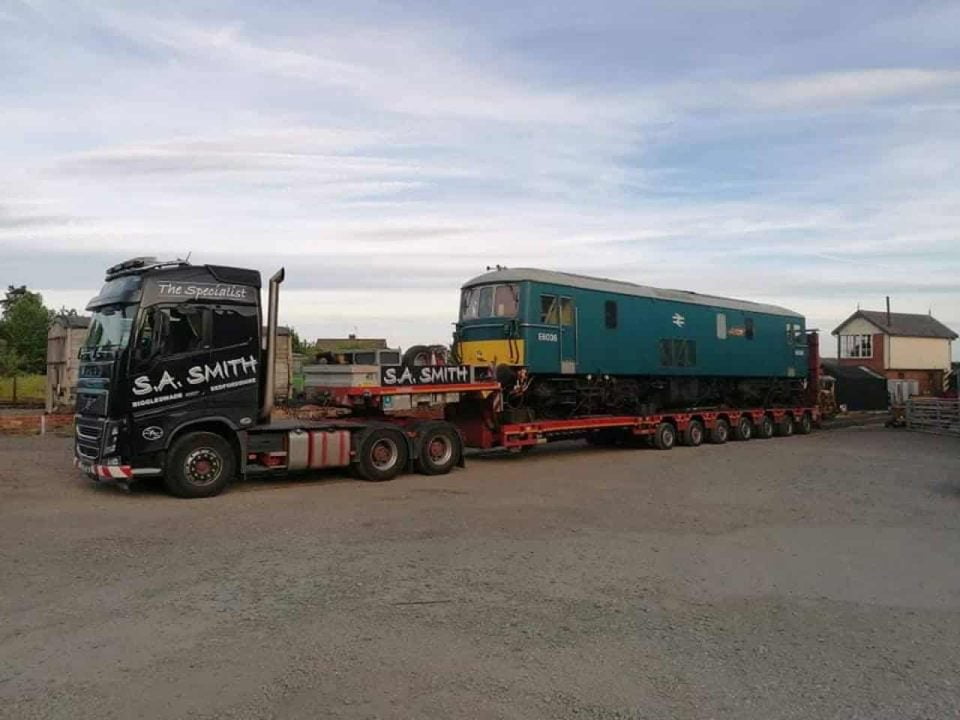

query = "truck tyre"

[164,431,234,498]
[403,345,434,367]
[732,416,753,441]
[709,418,730,444]
[653,422,676,450]
[776,414,795,437]
[681,420,704,447]
[356,428,409,482]
[418,425,460,475]
[796,412,813,435]
[756,414,775,439]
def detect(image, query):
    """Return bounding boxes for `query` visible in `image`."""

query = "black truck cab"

[75,258,269,488]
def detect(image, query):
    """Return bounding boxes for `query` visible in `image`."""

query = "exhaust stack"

[261,268,285,422]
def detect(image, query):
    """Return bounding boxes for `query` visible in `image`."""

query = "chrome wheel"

[427,436,453,466]
[370,438,400,471]
[184,447,223,487]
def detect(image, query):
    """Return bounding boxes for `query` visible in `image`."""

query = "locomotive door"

[559,296,577,374]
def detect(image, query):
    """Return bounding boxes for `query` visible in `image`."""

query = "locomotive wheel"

[681,420,704,447]
[796,412,813,435]
[653,422,676,450]
[756,414,775,439]
[708,418,730,444]
[164,431,234,499]
[776,415,795,437]
[417,425,460,475]
[732,416,753,441]
[356,428,409,482]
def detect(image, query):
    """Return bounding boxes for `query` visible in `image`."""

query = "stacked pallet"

[905,398,960,436]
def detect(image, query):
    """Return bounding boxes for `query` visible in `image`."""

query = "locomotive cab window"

[460,284,519,320]
[745,317,755,340]
[559,297,574,326]
[477,286,494,318]
[605,300,618,329]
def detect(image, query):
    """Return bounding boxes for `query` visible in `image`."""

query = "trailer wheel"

[356,428,409,482]
[732,416,753,441]
[164,431,234,498]
[417,425,460,475]
[653,422,676,450]
[776,414,795,437]
[756,414,775,439]
[709,418,730,444]
[796,412,813,435]
[681,420,704,447]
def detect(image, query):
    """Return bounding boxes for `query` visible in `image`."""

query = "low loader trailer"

[74,258,821,498]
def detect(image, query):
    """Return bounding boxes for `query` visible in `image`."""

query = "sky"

[2,0,959,355]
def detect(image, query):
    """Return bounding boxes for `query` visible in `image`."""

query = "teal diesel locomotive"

[454,268,808,416]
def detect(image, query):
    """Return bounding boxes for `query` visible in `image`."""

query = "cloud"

[745,69,960,109]
[1,2,959,352]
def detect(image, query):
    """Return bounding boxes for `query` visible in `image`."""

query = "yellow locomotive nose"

[457,339,525,366]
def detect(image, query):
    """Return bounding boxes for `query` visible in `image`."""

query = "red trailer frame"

[311,329,824,455]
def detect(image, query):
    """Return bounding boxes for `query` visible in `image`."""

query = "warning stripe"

[96,465,133,479]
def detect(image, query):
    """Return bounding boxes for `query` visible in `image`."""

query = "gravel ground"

[1,427,959,720]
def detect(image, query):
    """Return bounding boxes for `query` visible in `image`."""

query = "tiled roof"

[833,310,958,340]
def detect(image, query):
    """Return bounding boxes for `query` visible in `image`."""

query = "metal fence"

[905,398,960,437]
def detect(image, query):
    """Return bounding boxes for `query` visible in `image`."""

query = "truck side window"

[540,295,559,324]
[212,306,258,350]
[605,300,617,329]
[161,306,206,355]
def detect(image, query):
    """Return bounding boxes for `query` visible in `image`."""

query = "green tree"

[0,286,52,374]
[288,327,310,354]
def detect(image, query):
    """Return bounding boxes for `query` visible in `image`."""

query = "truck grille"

[75,392,107,416]
[75,417,104,461]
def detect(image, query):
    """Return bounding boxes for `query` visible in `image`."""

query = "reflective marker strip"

[96,465,133,479]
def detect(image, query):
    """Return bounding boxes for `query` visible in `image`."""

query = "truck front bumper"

[74,457,134,482]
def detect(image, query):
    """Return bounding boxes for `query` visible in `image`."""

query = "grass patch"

[0,374,46,404]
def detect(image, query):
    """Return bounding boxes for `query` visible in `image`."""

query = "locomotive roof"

[463,268,801,318]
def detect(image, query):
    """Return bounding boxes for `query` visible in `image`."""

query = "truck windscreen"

[82,304,136,357]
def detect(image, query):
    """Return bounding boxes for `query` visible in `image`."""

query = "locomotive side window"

[559,297,574,326]
[540,295,559,324]
[745,317,755,340]
[716,313,726,339]
[605,301,618,329]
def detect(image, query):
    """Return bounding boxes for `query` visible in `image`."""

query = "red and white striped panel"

[96,465,133,479]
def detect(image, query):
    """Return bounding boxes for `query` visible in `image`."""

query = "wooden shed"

[46,315,90,412]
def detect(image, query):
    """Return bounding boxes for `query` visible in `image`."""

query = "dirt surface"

[2,428,959,720]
